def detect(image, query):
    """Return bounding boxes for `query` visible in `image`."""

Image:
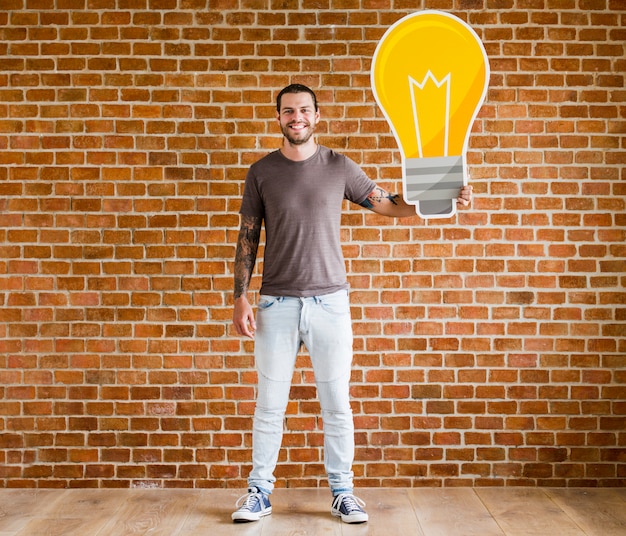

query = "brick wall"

[1,0,625,489]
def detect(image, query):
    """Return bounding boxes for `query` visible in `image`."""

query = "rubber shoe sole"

[232,505,272,523]
[332,509,368,524]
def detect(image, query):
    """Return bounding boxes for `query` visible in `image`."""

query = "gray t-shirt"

[240,145,376,297]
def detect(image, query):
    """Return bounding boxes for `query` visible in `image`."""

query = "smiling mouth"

[282,120,314,145]
[288,122,309,131]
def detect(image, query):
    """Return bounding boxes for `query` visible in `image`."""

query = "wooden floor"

[1,487,625,535]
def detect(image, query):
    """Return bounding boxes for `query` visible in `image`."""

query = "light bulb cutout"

[371,10,490,219]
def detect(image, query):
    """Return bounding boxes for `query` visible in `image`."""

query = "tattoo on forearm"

[234,215,262,299]
[360,187,400,209]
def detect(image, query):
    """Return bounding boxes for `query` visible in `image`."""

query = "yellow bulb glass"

[371,11,490,218]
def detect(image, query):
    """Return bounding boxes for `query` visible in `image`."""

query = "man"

[231,84,472,524]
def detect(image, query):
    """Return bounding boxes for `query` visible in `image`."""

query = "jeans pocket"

[258,296,278,311]
[320,292,350,316]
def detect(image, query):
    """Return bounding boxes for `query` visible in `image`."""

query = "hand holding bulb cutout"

[371,11,489,219]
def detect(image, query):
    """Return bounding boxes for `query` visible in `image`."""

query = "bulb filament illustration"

[410,71,450,158]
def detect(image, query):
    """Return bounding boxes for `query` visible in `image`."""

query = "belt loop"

[314,296,321,304]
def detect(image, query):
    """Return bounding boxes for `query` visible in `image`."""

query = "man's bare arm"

[234,214,262,299]
[359,186,416,217]
[233,214,262,338]
[359,185,473,217]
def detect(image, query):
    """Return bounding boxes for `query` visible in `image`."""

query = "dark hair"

[276,84,318,112]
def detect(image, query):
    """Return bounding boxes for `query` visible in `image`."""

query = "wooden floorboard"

[476,488,590,536]
[348,488,422,536]
[408,488,504,536]
[544,488,626,536]
[0,488,622,536]
[0,490,66,536]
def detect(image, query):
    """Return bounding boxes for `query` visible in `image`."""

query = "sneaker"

[231,487,272,523]
[331,493,369,524]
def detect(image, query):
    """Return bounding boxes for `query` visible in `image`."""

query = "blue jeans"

[248,289,355,496]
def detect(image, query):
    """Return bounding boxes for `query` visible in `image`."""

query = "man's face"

[276,92,320,146]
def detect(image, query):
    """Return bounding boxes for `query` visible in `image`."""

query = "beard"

[281,121,315,146]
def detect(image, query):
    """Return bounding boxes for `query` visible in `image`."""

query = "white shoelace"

[335,493,366,513]
[235,490,268,511]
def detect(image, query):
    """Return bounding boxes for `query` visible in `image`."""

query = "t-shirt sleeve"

[343,156,377,205]
[239,167,264,219]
